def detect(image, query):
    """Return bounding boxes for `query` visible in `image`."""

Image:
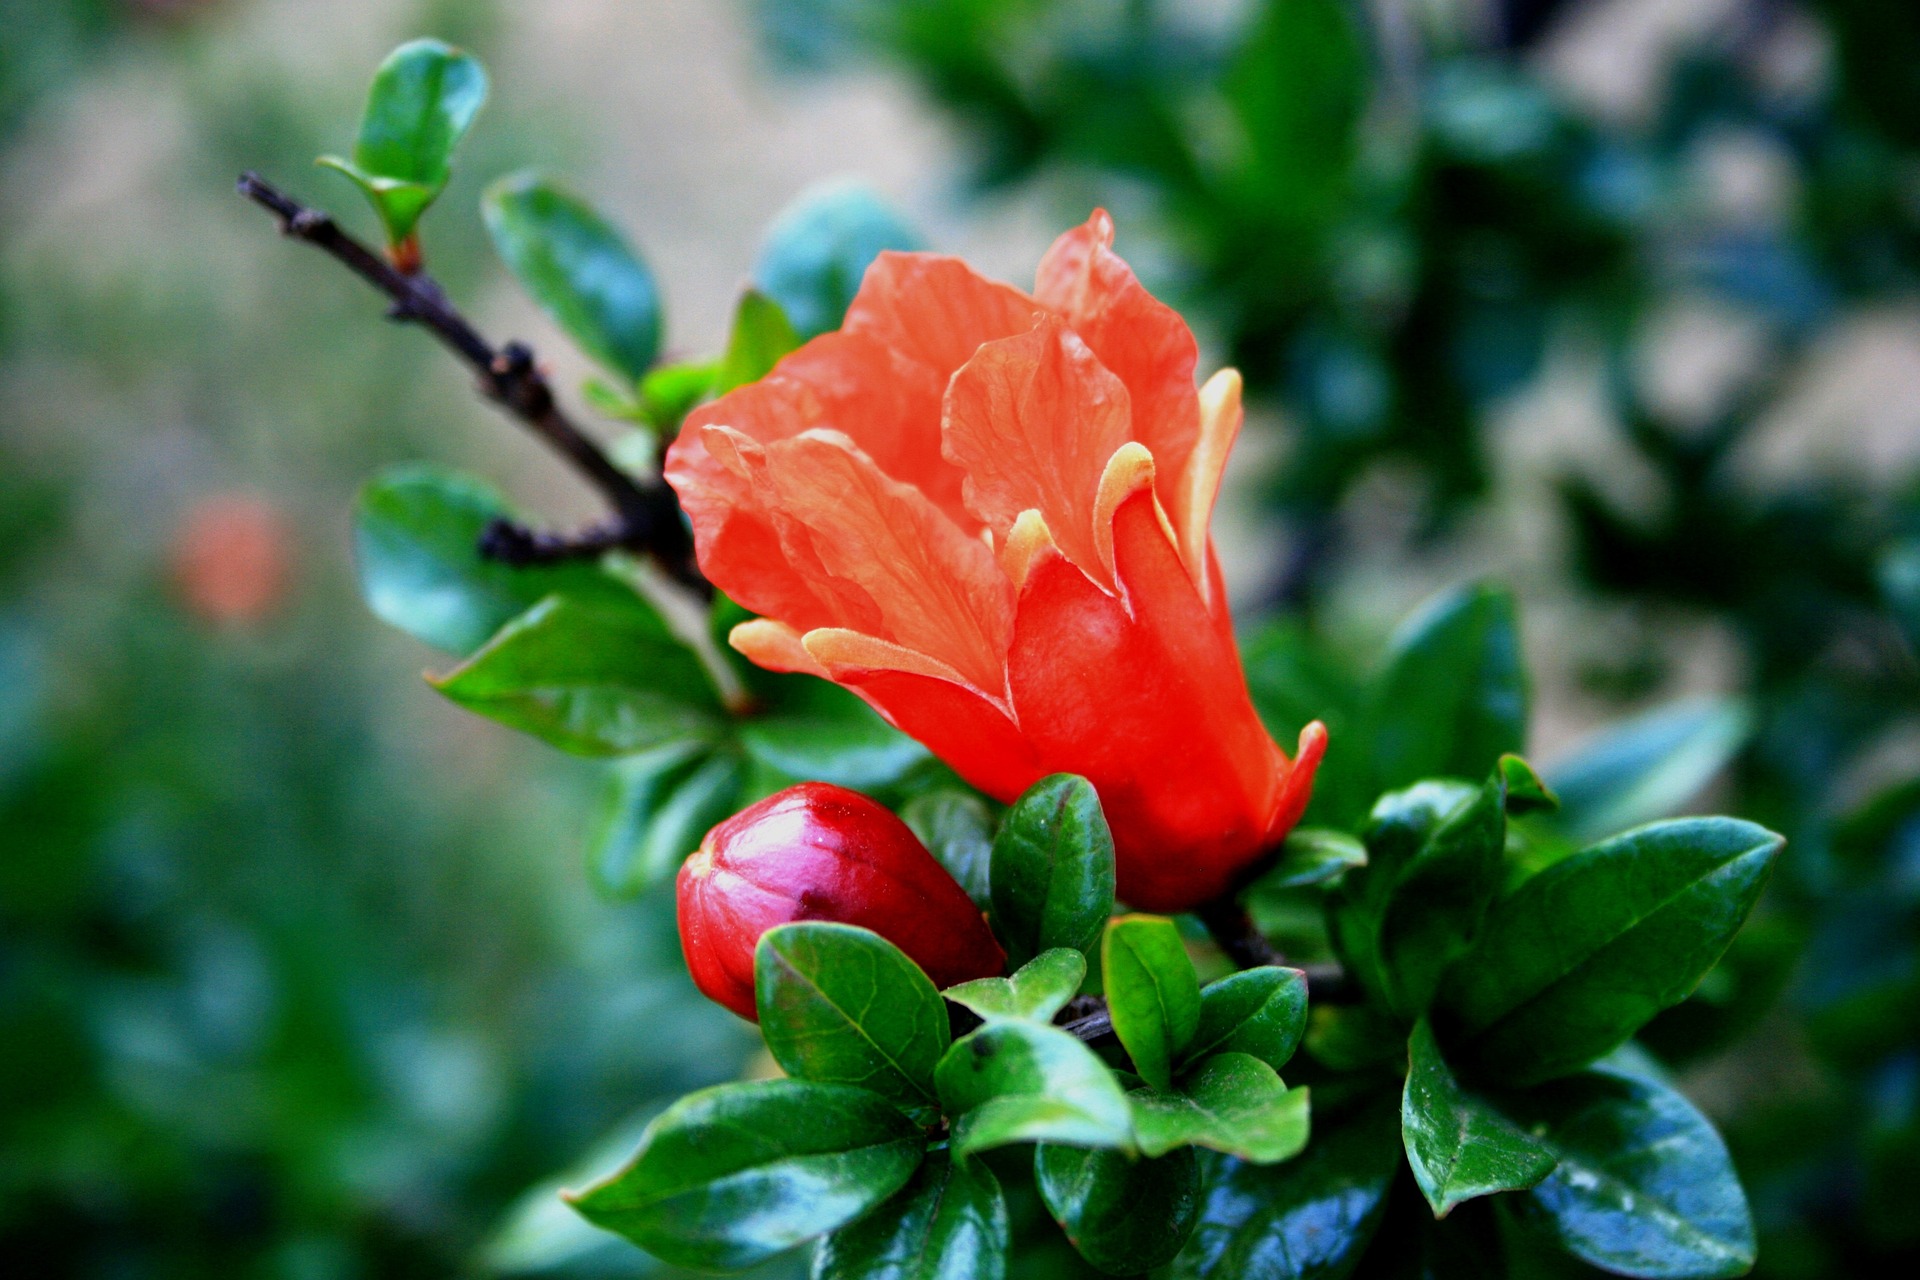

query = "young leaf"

[1035,1143,1200,1275]
[716,289,801,393]
[814,1148,1009,1280]
[1545,698,1753,843]
[318,38,487,247]
[1503,1067,1756,1278]
[901,789,996,912]
[1367,581,1527,794]
[1500,754,1558,815]
[1102,915,1202,1093]
[353,462,632,655]
[935,1022,1133,1157]
[1131,1054,1311,1165]
[753,181,922,339]
[755,923,949,1112]
[988,774,1115,967]
[944,949,1086,1024]
[1183,967,1308,1072]
[566,1079,923,1271]
[1435,818,1784,1085]
[1171,1098,1400,1280]
[483,172,662,383]
[1254,827,1367,891]
[1401,1020,1554,1218]
[1377,772,1508,1014]
[588,743,745,896]
[428,594,723,756]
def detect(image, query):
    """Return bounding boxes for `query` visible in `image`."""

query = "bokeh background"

[4,1,1918,1276]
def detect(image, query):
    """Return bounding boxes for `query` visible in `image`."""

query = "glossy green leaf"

[1256,827,1368,891]
[814,1148,1008,1280]
[736,704,928,791]
[1171,1098,1400,1280]
[935,1021,1133,1157]
[587,743,745,896]
[353,462,632,655]
[1504,1067,1755,1278]
[1132,1054,1311,1164]
[1184,967,1308,1072]
[901,789,996,912]
[1368,582,1527,794]
[318,38,487,245]
[1437,818,1784,1085]
[1036,1142,1200,1275]
[1500,754,1558,815]
[753,181,922,338]
[716,289,801,393]
[1546,698,1753,844]
[988,774,1115,967]
[1102,915,1201,1092]
[944,949,1085,1024]
[483,172,662,383]
[1378,773,1508,1014]
[756,923,949,1112]
[1402,1020,1554,1218]
[567,1079,923,1271]
[428,594,721,757]
[1331,780,1478,1006]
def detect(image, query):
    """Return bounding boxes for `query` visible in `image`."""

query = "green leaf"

[814,1148,1009,1280]
[483,172,662,383]
[1035,1142,1200,1275]
[318,39,486,245]
[1368,582,1527,794]
[1378,773,1509,1014]
[1184,967,1308,1072]
[567,1079,924,1271]
[1241,618,1369,825]
[1330,780,1478,1006]
[1224,0,1367,237]
[901,789,996,912]
[1436,818,1784,1085]
[717,289,802,393]
[988,774,1115,967]
[1255,827,1368,891]
[755,923,949,1113]
[1401,1020,1554,1218]
[1102,915,1202,1092]
[736,703,928,791]
[1131,1054,1311,1164]
[587,743,745,896]
[1500,754,1559,815]
[1171,1098,1400,1280]
[753,181,922,339]
[1503,1067,1755,1278]
[429,595,722,756]
[935,1022,1133,1157]
[1546,698,1753,844]
[637,358,720,430]
[353,462,633,655]
[1303,1003,1407,1073]
[1882,538,1920,652]
[944,949,1086,1024]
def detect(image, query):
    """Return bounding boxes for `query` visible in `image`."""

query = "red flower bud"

[677,783,1007,1020]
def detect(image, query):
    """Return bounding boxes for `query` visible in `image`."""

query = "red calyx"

[677,782,1007,1020]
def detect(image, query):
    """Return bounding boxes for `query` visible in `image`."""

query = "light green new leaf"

[1035,1143,1199,1275]
[483,172,662,382]
[1505,1066,1756,1278]
[1437,817,1784,1085]
[318,39,486,245]
[814,1149,1009,1280]
[1184,967,1308,1072]
[755,923,949,1113]
[1401,1020,1554,1217]
[566,1079,923,1271]
[1131,1054,1310,1165]
[935,1022,1133,1157]
[989,774,1115,967]
[429,594,721,757]
[944,949,1086,1024]
[716,289,801,393]
[1103,915,1201,1093]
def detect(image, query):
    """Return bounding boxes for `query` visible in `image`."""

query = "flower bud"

[677,782,1007,1019]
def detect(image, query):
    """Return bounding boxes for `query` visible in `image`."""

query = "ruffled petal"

[1034,211,1202,528]
[846,251,1044,382]
[943,316,1131,585]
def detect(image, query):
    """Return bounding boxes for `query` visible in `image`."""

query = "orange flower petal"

[1034,210,1202,528]
[846,251,1043,382]
[729,619,827,678]
[943,316,1131,584]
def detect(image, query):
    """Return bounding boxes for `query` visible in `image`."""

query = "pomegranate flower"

[665,212,1325,911]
